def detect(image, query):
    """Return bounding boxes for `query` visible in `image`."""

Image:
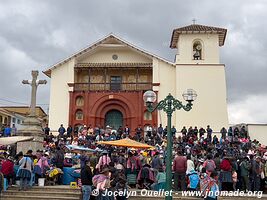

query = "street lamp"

[143,89,197,200]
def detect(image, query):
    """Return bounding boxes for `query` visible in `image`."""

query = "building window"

[17,119,21,124]
[193,41,202,60]
[12,118,16,123]
[144,111,152,120]
[76,96,84,107]
[110,76,122,91]
[75,110,83,120]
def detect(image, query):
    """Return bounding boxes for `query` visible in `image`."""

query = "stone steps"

[1,195,80,200]
[7,185,81,193]
[1,186,81,200]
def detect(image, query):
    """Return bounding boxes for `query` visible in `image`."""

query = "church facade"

[44,24,229,133]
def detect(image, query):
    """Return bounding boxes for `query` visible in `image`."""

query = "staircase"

[1,186,81,200]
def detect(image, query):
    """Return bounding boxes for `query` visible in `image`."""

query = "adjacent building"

[44,23,229,133]
[0,106,48,129]
[0,108,25,130]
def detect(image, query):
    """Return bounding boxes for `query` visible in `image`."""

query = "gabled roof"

[0,108,15,117]
[43,33,174,77]
[0,106,47,117]
[170,24,227,48]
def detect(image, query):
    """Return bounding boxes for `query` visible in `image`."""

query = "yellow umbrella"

[97,138,154,149]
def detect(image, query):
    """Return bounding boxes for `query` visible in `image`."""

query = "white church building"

[44,23,229,133]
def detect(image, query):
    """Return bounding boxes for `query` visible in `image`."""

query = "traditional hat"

[115,164,124,170]
[102,150,108,154]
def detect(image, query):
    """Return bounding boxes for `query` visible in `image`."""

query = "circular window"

[112,54,118,60]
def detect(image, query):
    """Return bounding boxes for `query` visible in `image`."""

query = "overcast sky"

[0,0,266,124]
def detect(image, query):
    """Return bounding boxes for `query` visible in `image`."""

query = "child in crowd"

[232,170,237,191]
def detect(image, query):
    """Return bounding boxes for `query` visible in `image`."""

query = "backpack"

[220,159,231,171]
[206,160,215,172]
[92,175,101,187]
[92,174,107,187]
[189,172,199,189]
[200,175,210,193]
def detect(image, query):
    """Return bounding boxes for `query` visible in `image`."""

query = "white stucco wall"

[176,34,219,64]
[49,59,74,131]
[175,64,229,132]
[153,59,176,127]
[247,124,267,145]
[78,48,152,63]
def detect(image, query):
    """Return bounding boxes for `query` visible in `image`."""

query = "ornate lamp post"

[143,89,197,200]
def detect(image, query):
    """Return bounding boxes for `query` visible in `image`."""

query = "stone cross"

[192,18,197,24]
[22,70,47,117]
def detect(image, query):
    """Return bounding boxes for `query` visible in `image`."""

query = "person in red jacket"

[1,156,14,186]
[172,150,187,191]
[219,157,233,191]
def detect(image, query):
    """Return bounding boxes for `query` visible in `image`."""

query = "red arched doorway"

[104,109,123,129]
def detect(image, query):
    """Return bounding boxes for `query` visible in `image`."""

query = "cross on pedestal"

[17,70,47,154]
[22,70,47,117]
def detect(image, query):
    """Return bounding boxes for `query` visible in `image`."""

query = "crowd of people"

[0,124,17,137]
[0,123,267,200]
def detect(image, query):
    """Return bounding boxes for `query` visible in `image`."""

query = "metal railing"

[73,82,152,91]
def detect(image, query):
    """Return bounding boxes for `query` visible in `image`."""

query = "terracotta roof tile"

[170,24,227,48]
[75,62,152,68]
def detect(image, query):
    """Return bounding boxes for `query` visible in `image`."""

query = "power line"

[0,98,49,105]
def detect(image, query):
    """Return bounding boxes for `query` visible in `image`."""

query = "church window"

[76,96,84,107]
[193,41,202,60]
[144,111,152,120]
[75,110,83,120]
[110,76,122,91]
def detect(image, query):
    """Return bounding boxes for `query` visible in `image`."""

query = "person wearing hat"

[34,151,50,183]
[90,151,98,170]
[96,150,111,172]
[173,150,187,191]
[253,156,262,191]
[58,124,66,137]
[239,157,250,192]
[151,151,163,171]
[92,167,112,199]
[81,159,93,200]
[219,157,233,191]
[17,152,33,191]
[80,150,89,169]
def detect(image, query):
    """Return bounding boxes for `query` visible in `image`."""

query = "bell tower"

[170,24,227,64]
[170,23,229,132]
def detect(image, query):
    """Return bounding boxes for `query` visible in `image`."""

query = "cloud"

[228,94,267,124]
[0,0,266,124]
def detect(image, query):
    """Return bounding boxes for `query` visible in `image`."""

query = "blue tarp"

[65,145,100,152]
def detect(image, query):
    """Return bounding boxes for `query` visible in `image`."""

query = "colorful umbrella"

[97,138,154,149]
